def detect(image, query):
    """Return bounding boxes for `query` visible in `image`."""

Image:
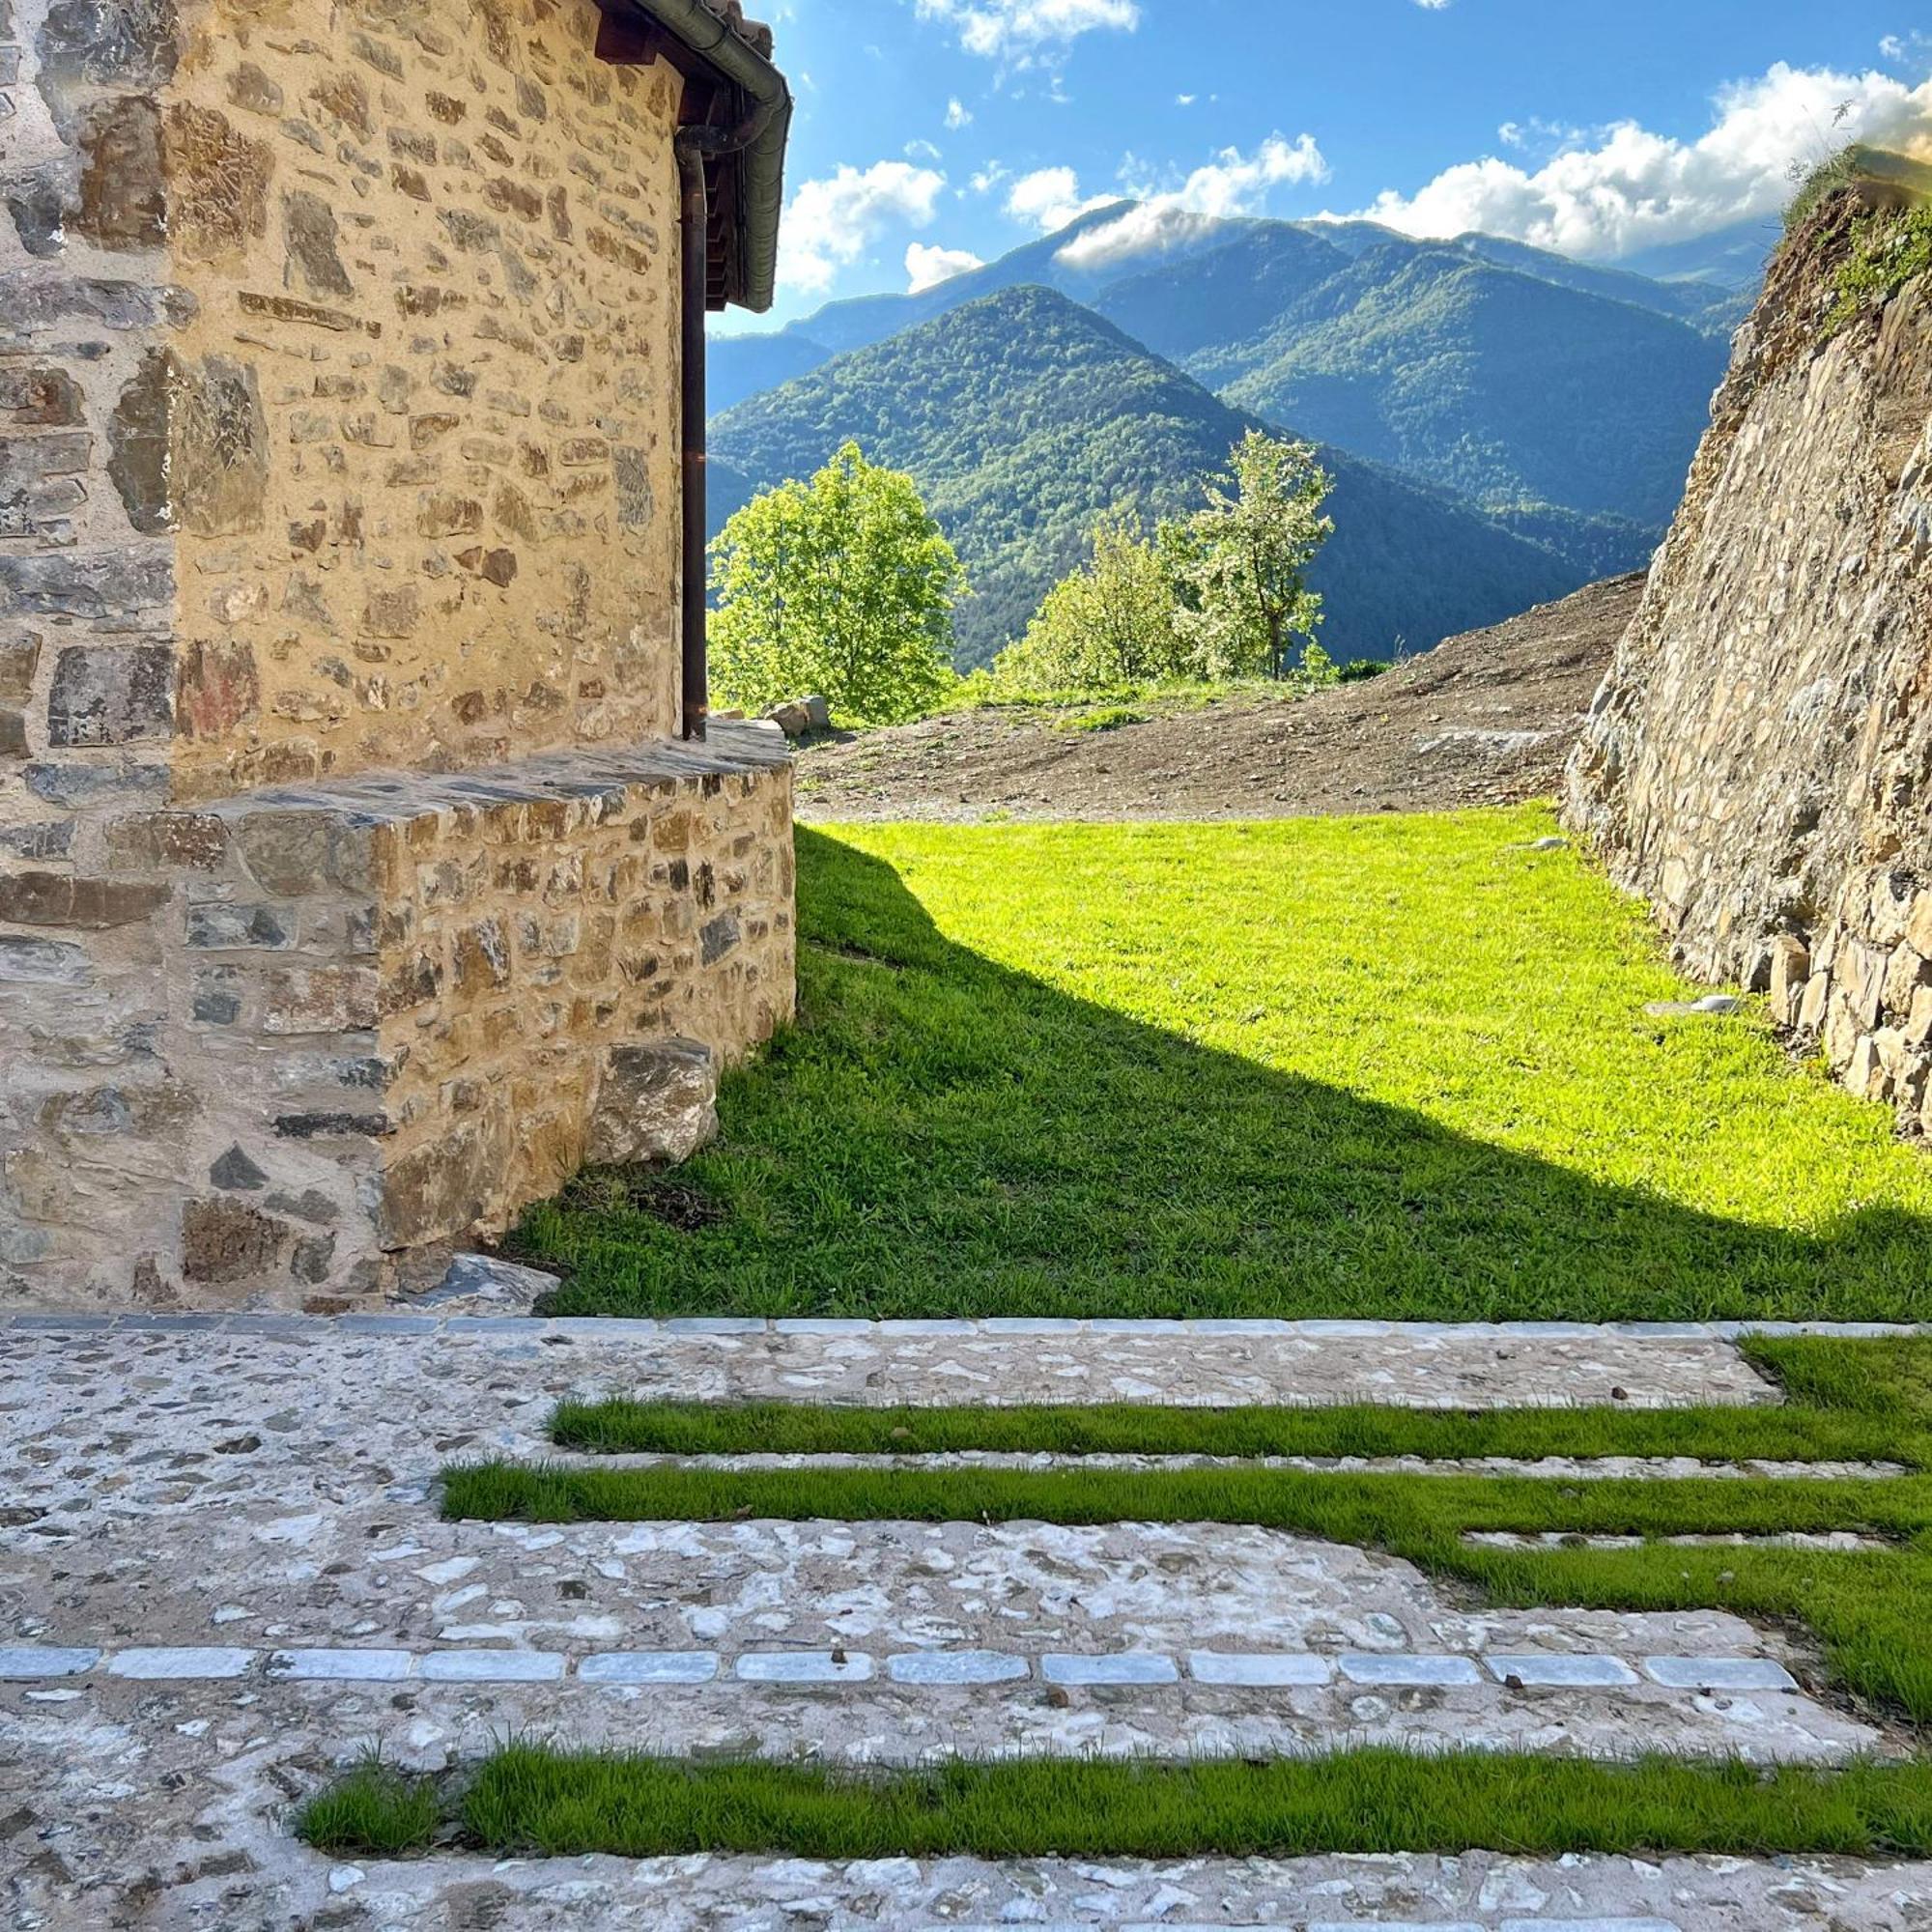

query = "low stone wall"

[1566,185,1932,1133]
[1,724,794,1309]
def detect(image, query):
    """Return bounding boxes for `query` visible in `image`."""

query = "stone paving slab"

[0,1317,1800,1427]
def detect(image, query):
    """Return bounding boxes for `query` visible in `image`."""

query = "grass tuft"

[295,1757,440,1857]
[302,1745,1932,1861]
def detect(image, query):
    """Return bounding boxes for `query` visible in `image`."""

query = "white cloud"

[906,242,986,292]
[905,137,943,161]
[1497,121,1524,149]
[914,0,1138,63]
[1414,0,1452,9]
[945,96,974,129]
[1340,62,1932,260]
[1881,35,1906,61]
[1056,132,1331,267]
[1176,93,1197,107]
[1005,164,1119,231]
[781,161,947,293]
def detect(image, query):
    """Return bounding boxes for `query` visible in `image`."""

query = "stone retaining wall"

[1566,186,1932,1132]
[2,725,792,1308]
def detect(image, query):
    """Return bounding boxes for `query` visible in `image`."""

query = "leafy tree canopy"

[708,442,965,726]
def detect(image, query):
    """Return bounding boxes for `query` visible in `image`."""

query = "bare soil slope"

[798,573,1642,823]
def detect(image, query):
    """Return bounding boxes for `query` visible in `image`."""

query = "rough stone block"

[376,1124,486,1247]
[181,1198,287,1285]
[107,1646,256,1679]
[268,1648,412,1682]
[0,1646,99,1679]
[1484,1652,1639,1689]
[1641,1655,1797,1691]
[75,93,165,248]
[0,936,93,985]
[578,1651,720,1684]
[1337,1653,1482,1687]
[586,1037,718,1167]
[185,902,294,950]
[1041,1653,1179,1687]
[416,1251,561,1310]
[887,1650,1030,1685]
[735,1651,875,1684]
[46,645,173,747]
[1187,1650,1332,1687]
[417,1650,564,1683]
[0,871,168,928]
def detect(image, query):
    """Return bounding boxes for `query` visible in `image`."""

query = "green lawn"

[524,810,1932,1321]
[301,1747,1932,1862]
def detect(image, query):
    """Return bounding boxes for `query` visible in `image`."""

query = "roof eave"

[595,0,791,314]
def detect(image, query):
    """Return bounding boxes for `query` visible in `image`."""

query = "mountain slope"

[714,209,1750,405]
[1213,243,1726,526]
[1094,223,1354,362]
[710,286,1577,668]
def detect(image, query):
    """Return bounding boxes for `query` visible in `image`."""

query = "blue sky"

[724,0,1932,330]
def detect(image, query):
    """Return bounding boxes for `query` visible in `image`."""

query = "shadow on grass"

[523,828,1932,1322]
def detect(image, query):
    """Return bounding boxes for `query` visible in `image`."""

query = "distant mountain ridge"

[707,207,1756,665]
[711,286,1577,668]
[710,208,1747,412]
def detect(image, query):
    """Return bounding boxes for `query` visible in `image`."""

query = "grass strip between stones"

[440,1462,1932,1721]
[299,1745,1932,1861]
[548,1337,1932,1467]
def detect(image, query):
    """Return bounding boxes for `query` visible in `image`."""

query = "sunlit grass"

[523,812,1932,1321]
[299,1745,1932,1861]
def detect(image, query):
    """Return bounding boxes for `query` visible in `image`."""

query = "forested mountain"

[713,207,1747,415]
[711,286,1577,668]
[1203,242,1727,526]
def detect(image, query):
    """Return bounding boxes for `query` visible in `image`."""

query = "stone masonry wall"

[2,726,793,1309]
[0,0,799,1306]
[1566,186,1932,1132]
[3,0,684,808]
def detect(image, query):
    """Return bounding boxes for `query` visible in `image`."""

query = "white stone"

[0,1646,99,1679]
[1311,1923,1485,1932]
[108,1647,256,1680]
[1041,1652,1179,1686]
[1187,1651,1332,1686]
[1642,1656,1797,1690]
[269,1649,414,1682]
[417,1650,565,1683]
[578,1651,720,1684]
[887,1650,1030,1685]
[1337,1653,1482,1687]
[735,1651,875,1683]
[1500,1922,1682,1932]
[1484,1653,1640,1688]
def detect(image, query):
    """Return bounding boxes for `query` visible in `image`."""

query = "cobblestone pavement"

[2,1315,1924,1929]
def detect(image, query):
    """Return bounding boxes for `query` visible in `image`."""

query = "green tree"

[992,513,1190,693]
[708,441,965,725]
[1179,430,1334,678]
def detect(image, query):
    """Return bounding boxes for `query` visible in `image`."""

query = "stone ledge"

[191,719,792,830]
[2,1313,1921,1339]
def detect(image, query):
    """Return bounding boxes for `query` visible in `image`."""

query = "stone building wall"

[0,0,797,1308]
[5,0,684,805]
[1566,186,1932,1132]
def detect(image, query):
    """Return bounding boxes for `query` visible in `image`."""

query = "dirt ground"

[796,573,1643,822]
